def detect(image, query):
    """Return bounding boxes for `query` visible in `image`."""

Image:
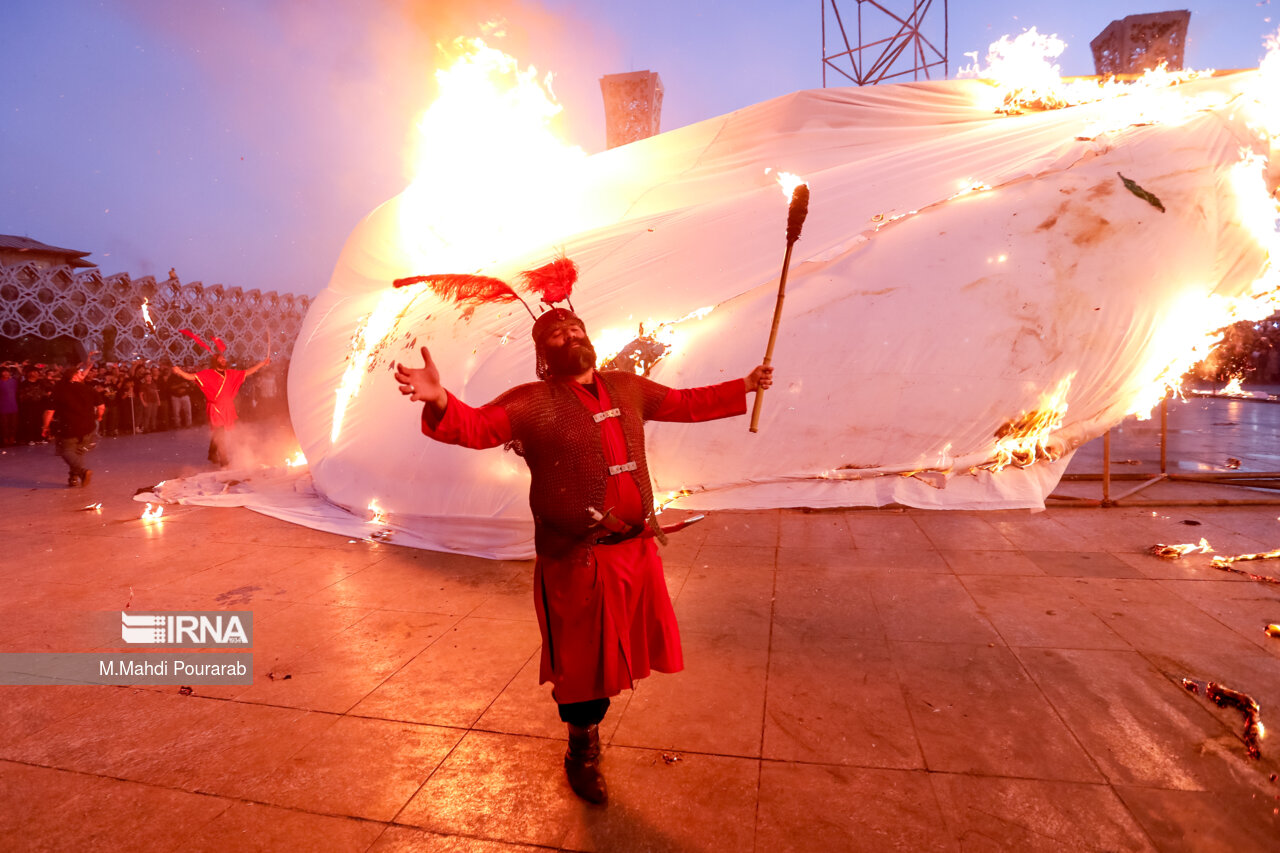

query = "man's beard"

[544,338,597,377]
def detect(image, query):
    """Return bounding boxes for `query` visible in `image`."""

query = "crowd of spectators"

[0,358,287,447]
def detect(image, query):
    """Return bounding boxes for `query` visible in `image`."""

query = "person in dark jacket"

[42,365,104,487]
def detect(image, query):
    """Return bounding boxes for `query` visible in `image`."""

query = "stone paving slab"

[2,422,1280,850]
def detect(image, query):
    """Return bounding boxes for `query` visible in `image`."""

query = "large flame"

[1125,151,1280,418]
[960,28,1209,117]
[330,39,591,446]
[964,29,1280,426]
[398,37,589,271]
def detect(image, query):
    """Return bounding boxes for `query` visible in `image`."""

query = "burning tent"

[284,41,1280,559]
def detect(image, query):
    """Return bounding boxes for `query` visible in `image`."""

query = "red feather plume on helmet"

[517,255,577,308]
[180,328,225,353]
[392,273,535,318]
[393,254,578,317]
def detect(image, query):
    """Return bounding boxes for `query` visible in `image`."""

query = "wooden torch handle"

[749,240,796,433]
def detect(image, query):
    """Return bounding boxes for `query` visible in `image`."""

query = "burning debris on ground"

[1148,539,1214,559]
[1182,677,1266,759]
[1210,549,1280,583]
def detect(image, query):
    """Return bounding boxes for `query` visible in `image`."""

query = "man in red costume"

[173,350,269,467]
[395,307,772,804]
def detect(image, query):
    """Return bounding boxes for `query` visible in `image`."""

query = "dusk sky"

[3,1,1276,298]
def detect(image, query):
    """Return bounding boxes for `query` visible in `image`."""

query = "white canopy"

[282,72,1277,559]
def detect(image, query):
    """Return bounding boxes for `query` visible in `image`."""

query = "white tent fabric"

[279,73,1276,559]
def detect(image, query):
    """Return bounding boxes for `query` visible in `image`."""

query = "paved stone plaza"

[2,398,1280,851]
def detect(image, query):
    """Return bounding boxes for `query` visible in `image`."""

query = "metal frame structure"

[1049,396,1280,508]
[822,0,948,87]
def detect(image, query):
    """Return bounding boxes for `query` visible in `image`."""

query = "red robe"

[423,372,745,703]
[193,368,247,428]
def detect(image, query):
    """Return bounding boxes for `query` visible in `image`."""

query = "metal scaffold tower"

[822,0,948,86]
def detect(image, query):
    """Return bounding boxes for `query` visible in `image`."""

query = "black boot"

[565,723,607,804]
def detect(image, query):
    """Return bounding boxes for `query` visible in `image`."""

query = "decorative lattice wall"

[0,263,310,364]
[1091,11,1191,76]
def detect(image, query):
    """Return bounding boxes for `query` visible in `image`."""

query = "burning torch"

[750,174,810,433]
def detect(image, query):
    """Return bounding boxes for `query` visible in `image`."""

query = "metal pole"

[1102,430,1112,505]
[1160,395,1168,475]
[821,0,826,88]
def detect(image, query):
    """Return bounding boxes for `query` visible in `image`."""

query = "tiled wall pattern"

[0,263,310,363]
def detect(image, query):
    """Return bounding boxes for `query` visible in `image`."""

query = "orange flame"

[959,28,1209,116]
[332,40,590,446]
[983,374,1073,471]
[1220,376,1249,397]
[773,170,806,199]
[595,306,716,374]
[1212,547,1280,567]
[141,503,164,521]
[399,38,588,272]
[1150,538,1214,558]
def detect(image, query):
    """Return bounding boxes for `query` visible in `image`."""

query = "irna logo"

[120,611,253,648]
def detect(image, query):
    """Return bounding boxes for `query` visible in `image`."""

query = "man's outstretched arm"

[651,364,775,423]
[394,346,510,448]
[244,357,271,377]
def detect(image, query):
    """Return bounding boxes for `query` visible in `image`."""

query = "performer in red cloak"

[395,301,772,804]
[172,333,269,467]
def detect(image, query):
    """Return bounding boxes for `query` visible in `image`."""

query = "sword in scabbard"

[657,514,705,536]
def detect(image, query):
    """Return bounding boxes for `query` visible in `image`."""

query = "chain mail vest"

[490,371,670,557]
